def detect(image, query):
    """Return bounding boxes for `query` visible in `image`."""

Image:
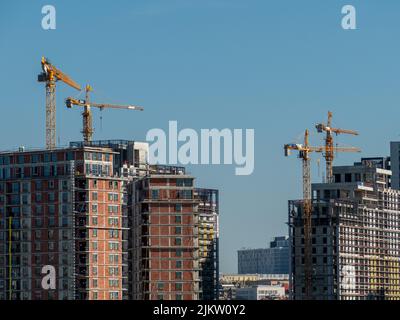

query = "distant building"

[237,236,289,275]
[236,285,286,300]
[219,274,288,300]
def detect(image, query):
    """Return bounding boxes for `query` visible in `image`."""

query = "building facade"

[238,236,289,275]
[130,166,200,300]
[0,146,126,300]
[289,159,400,300]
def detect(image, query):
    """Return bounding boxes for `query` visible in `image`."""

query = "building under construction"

[195,188,219,300]
[130,165,200,300]
[289,158,400,300]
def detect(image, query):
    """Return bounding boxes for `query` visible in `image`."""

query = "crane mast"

[285,129,320,299]
[38,57,81,149]
[82,85,94,142]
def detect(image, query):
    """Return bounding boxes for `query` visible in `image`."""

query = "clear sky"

[1,0,400,273]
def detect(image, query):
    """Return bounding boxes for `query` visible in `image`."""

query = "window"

[175,272,182,280]
[176,179,192,187]
[176,294,182,300]
[62,180,68,190]
[109,267,119,276]
[92,216,98,225]
[176,260,182,268]
[22,183,30,193]
[92,279,98,288]
[109,254,119,263]
[62,217,69,227]
[62,192,68,203]
[35,218,43,227]
[108,205,118,214]
[175,283,183,291]
[109,242,119,250]
[92,192,98,201]
[152,189,159,199]
[109,279,119,287]
[176,249,182,257]
[92,254,98,263]
[175,238,182,246]
[109,230,119,238]
[108,217,119,226]
[93,292,98,300]
[48,217,55,227]
[109,292,119,300]
[92,204,98,213]
[175,227,182,235]
[48,205,55,215]
[92,267,98,276]
[92,242,98,250]
[175,215,182,223]
[157,283,164,290]
[22,194,29,205]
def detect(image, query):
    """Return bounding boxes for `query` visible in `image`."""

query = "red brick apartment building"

[0,146,126,300]
[130,166,200,300]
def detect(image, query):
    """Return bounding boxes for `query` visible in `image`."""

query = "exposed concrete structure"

[289,158,400,300]
[195,188,219,300]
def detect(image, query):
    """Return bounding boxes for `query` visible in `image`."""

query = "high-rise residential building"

[130,165,200,300]
[237,236,289,275]
[289,158,400,300]
[0,140,217,300]
[0,145,127,300]
[195,188,219,300]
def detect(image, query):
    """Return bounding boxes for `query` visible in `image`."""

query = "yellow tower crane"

[65,85,144,143]
[38,57,81,149]
[316,111,359,182]
[284,129,360,299]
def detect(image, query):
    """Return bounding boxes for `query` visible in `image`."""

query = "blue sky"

[1,0,400,273]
